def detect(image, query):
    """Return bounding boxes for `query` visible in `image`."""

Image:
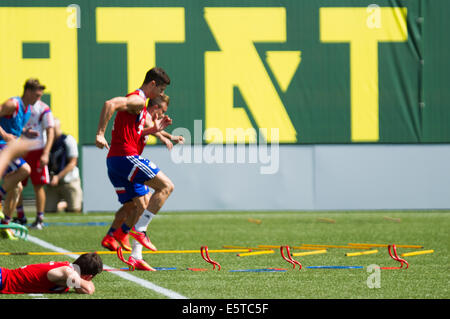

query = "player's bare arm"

[50,156,77,186]
[141,115,172,137]
[40,126,55,166]
[160,130,185,144]
[95,95,146,149]
[0,99,19,142]
[0,99,17,117]
[47,266,95,295]
[154,131,174,150]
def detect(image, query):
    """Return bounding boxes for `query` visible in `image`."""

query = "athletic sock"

[1,215,11,224]
[16,205,25,219]
[131,241,143,260]
[37,212,44,223]
[121,223,131,234]
[134,210,155,232]
[107,227,116,237]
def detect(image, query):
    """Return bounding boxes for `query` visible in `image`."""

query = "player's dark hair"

[143,67,170,86]
[73,253,103,277]
[24,78,45,92]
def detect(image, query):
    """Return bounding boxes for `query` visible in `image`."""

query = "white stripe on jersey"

[126,156,156,181]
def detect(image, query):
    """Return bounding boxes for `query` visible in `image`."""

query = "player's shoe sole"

[129,227,157,251]
[128,256,156,271]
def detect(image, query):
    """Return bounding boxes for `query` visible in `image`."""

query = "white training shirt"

[62,134,80,183]
[24,100,55,151]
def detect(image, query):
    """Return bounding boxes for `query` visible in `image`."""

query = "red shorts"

[22,149,50,186]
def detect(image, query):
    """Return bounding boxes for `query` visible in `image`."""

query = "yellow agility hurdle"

[348,243,424,249]
[400,250,434,257]
[345,249,378,257]
[292,249,327,257]
[237,250,274,257]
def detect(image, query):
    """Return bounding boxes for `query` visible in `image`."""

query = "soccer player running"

[101,94,184,270]
[95,67,175,263]
[0,79,42,239]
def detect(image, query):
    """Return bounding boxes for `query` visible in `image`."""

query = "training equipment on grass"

[116,247,135,271]
[0,248,252,256]
[383,216,401,223]
[301,244,371,250]
[237,250,274,257]
[380,244,409,270]
[229,268,287,272]
[200,246,221,270]
[348,243,423,249]
[259,245,324,250]
[247,218,262,225]
[0,222,28,240]
[223,245,268,251]
[104,267,208,272]
[280,246,302,270]
[400,250,434,257]
[345,249,379,257]
[306,266,364,269]
[292,249,327,257]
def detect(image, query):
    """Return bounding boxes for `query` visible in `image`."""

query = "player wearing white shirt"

[45,118,82,213]
[14,99,55,229]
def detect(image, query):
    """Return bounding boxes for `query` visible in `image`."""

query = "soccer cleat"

[30,220,44,230]
[129,227,157,251]
[12,216,28,226]
[0,228,18,240]
[101,234,119,251]
[113,228,132,251]
[128,256,156,271]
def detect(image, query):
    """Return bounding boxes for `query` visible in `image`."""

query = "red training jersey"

[107,89,148,157]
[0,261,71,294]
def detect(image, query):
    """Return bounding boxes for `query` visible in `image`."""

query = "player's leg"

[121,157,172,251]
[144,170,174,216]
[28,149,50,229]
[130,198,158,251]
[13,192,27,225]
[128,193,156,271]
[0,182,23,240]
[101,201,134,251]
[29,184,46,229]
[105,156,150,251]
[0,161,31,225]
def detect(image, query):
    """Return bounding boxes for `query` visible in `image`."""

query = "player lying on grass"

[0,252,103,295]
[101,94,184,270]
[95,67,176,263]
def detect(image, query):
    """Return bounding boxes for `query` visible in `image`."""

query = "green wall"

[0,0,449,147]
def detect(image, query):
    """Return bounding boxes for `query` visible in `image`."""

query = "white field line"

[27,235,188,299]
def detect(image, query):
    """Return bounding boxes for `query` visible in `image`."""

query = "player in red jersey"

[0,252,103,295]
[101,94,184,271]
[95,67,174,254]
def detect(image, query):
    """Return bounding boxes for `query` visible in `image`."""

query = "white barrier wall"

[82,144,450,212]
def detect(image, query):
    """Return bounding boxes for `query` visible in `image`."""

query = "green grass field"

[0,210,449,300]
